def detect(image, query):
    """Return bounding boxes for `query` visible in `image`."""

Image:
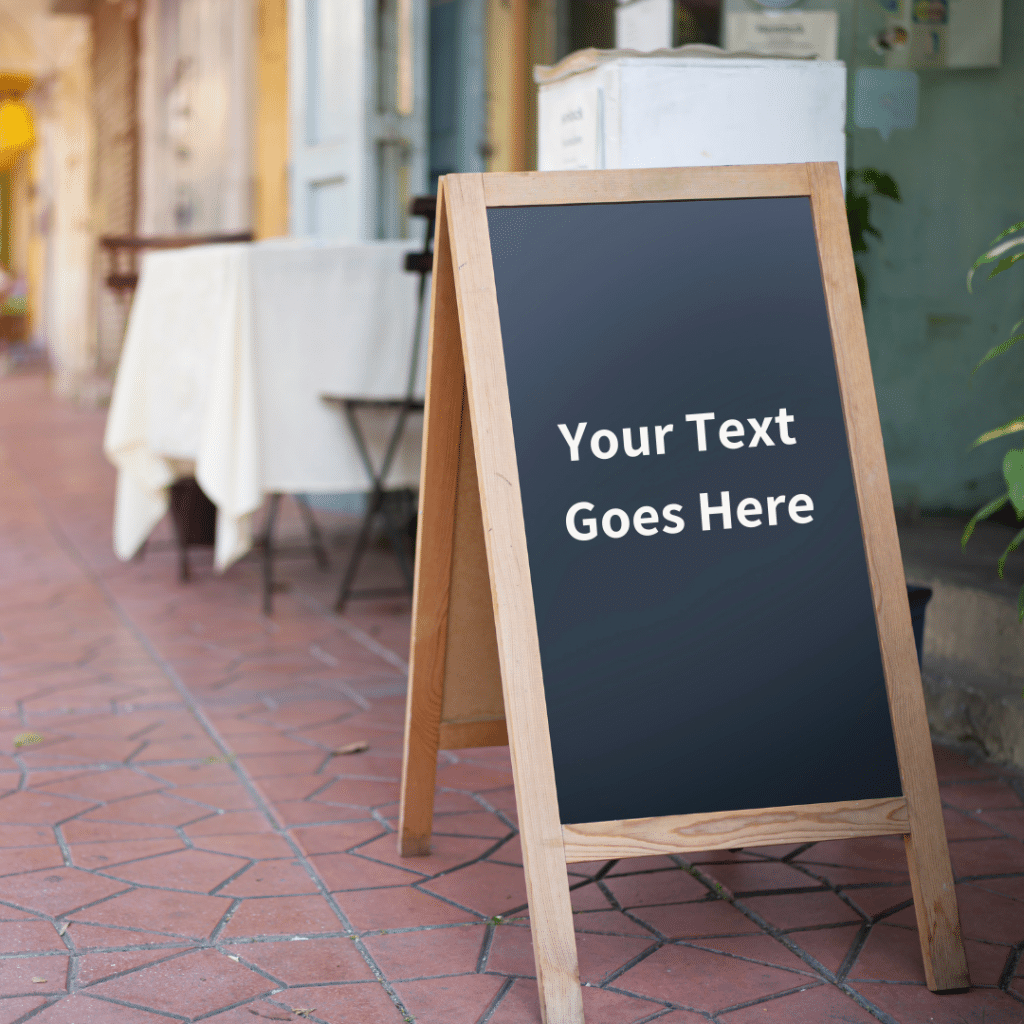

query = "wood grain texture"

[482,164,810,208]
[807,161,969,992]
[439,719,509,749]
[563,797,908,863]
[398,181,463,858]
[445,172,584,1024]
[402,163,966,1010]
[440,393,506,731]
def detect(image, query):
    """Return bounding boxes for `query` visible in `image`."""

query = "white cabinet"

[537,52,846,175]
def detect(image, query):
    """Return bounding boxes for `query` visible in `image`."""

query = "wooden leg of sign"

[445,172,584,1024]
[398,181,463,858]
[807,161,969,993]
[885,637,967,990]
[905,832,969,992]
[891,644,969,990]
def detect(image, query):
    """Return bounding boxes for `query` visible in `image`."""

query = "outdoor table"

[104,237,426,571]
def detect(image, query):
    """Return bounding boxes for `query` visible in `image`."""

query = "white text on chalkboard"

[557,410,796,460]
[559,410,813,540]
[565,493,814,540]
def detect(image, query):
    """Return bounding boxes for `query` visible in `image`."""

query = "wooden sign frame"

[398,164,969,1023]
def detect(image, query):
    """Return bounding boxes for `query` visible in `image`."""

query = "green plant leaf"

[972,416,1024,448]
[847,194,871,252]
[847,168,900,309]
[861,168,901,202]
[962,493,1008,548]
[987,219,1024,247]
[989,250,1024,281]
[997,526,1024,577]
[968,230,1024,291]
[1004,449,1024,516]
[1018,584,1024,623]
[972,332,1024,375]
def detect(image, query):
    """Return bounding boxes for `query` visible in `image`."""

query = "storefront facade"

[1,0,1018,514]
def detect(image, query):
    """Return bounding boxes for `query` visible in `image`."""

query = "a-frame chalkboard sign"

[398,165,969,1022]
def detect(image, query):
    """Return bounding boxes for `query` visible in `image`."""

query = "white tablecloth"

[104,239,426,570]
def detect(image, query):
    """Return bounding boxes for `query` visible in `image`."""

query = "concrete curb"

[901,520,1024,771]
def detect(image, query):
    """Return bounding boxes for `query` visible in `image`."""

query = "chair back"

[99,232,254,298]
[402,197,436,401]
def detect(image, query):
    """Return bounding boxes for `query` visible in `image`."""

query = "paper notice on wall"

[538,86,601,172]
[616,0,673,52]
[880,0,1001,69]
[909,0,948,68]
[854,68,919,140]
[724,11,839,61]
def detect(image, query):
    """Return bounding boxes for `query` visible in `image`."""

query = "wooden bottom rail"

[562,796,909,862]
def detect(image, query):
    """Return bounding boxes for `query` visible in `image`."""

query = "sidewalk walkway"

[0,370,1021,1024]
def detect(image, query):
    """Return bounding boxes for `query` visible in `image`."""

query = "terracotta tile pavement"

[0,370,1021,1022]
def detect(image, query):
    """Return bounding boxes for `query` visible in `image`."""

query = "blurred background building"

[0,0,1020,518]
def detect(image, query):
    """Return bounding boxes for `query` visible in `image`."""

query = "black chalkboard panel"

[488,197,902,826]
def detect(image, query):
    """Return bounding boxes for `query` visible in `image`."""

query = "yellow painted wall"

[485,0,512,171]
[0,3,96,397]
[529,0,557,168]
[485,0,555,173]
[255,0,289,238]
[0,15,39,335]
[24,146,41,338]
[10,151,30,279]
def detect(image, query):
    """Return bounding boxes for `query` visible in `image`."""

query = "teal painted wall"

[854,3,1022,514]
[720,0,1020,513]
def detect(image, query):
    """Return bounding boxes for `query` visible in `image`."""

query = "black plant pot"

[906,585,933,669]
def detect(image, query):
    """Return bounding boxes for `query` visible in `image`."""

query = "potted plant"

[961,220,1024,620]
[846,167,901,304]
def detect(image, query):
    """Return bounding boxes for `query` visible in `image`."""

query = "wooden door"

[428,0,486,187]
[139,0,252,234]
[289,0,427,240]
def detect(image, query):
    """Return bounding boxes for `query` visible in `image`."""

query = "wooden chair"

[99,232,255,297]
